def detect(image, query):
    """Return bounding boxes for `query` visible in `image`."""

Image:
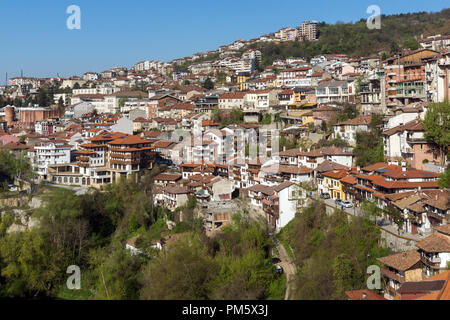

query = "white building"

[33,140,72,179]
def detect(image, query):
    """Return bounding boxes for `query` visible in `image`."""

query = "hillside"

[242,9,450,66]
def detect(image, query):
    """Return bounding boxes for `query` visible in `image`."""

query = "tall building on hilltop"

[300,21,318,41]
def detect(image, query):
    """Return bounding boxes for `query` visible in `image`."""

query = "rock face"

[6,209,39,234]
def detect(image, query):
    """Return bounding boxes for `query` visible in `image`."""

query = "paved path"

[44,182,90,196]
[273,238,296,300]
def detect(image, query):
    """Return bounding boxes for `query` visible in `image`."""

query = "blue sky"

[0,0,448,83]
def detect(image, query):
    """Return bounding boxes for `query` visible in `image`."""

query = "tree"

[89,242,146,300]
[361,200,382,223]
[119,97,128,108]
[0,230,62,297]
[422,101,450,167]
[140,237,218,300]
[203,78,214,90]
[438,169,450,189]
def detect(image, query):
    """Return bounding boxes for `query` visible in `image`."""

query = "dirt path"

[274,238,296,300]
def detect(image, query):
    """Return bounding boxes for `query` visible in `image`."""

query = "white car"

[341,200,353,208]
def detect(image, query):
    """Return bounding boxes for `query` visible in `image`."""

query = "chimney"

[361,292,367,300]
[402,166,406,172]
[357,166,361,173]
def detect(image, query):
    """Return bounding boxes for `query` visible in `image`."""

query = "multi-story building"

[277,67,312,87]
[315,80,350,104]
[382,49,436,111]
[299,21,318,41]
[33,139,72,179]
[382,119,441,171]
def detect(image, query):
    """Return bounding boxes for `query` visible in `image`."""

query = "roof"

[416,232,450,253]
[377,250,421,271]
[335,115,372,126]
[397,280,446,294]
[154,173,182,181]
[315,160,349,173]
[382,119,424,136]
[322,169,348,180]
[108,135,150,146]
[415,271,450,300]
[162,185,189,194]
[345,289,386,300]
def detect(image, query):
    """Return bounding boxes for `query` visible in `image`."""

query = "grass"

[276,221,295,260]
[54,276,95,300]
[266,273,286,300]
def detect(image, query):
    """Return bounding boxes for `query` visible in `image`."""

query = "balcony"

[427,211,445,221]
[381,267,405,283]
[421,255,441,269]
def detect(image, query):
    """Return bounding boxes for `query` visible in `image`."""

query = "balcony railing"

[381,267,405,283]
[421,255,441,268]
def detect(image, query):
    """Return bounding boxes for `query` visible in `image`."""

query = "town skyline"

[1,0,449,84]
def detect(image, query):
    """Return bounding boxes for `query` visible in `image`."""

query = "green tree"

[438,169,450,189]
[140,237,218,300]
[203,78,214,90]
[89,242,146,299]
[422,101,450,166]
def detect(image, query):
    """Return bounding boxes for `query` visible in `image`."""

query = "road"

[321,198,425,241]
[273,238,296,300]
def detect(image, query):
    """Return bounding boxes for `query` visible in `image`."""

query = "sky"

[0,0,448,84]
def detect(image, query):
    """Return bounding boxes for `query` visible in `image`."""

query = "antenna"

[21,69,23,78]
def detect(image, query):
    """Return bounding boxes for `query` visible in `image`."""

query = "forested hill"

[246,9,450,67]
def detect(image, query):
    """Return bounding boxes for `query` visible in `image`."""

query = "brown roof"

[382,119,424,136]
[345,289,386,300]
[154,173,182,181]
[397,280,445,294]
[315,160,349,173]
[377,250,421,271]
[335,115,372,126]
[435,225,450,237]
[162,185,189,194]
[416,232,450,253]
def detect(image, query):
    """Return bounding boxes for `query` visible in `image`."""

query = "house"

[415,225,450,278]
[218,92,247,109]
[377,250,423,299]
[382,119,441,171]
[392,270,450,300]
[158,185,189,211]
[154,173,182,186]
[247,181,298,231]
[333,115,372,145]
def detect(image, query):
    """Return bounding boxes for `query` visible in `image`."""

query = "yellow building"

[236,72,251,91]
[301,111,314,125]
[322,169,348,200]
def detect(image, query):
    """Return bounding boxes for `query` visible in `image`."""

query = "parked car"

[8,184,18,192]
[335,199,343,206]
[320,193,331,199]
[275,265,284,275]
[270,257,281,264]
[341,200,353,208]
